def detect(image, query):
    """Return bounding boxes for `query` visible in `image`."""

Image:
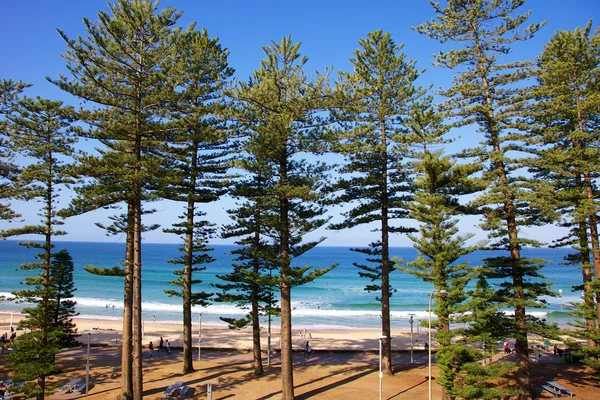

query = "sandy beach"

[1,311,600,399]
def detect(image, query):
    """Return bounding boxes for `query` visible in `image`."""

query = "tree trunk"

[280,150,294,399]
[583,172,600,325]
[182,205,194,373]
[280,281,293,399]
[252,215,264,376]
[380,119,393,376]
[472,22,532,395]
[183,174,196,374]
[132,183,143,399]
[121,204,134,398]
[575,208,597,348]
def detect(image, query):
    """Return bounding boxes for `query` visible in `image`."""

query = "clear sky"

[1,0,598,246]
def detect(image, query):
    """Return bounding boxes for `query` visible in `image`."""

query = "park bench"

[547,381,575,397]
[541,384,560,398]
[58,377,82,392]
[178,385,191,398]
[162,381,183,399]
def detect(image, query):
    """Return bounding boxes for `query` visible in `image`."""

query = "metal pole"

[379,337,383,400]
[409,314,414,363]
[198,313,202,361]
[267,309,272,367]
[86,332,90,397]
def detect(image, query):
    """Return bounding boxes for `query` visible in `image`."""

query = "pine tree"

[527,21,600,370]
[49,249,79,348]
[394,98,483,399]
[215,170,281,376]
[158,28,234,374]
[229,37,336,399]
[163,216,215,368]
[0,79,30,224]
[330,30,424,375]
[5,97,76,400]
[50,1,191,397]
[416,1,553,397]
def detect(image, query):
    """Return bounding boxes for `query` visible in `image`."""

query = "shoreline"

[1,310,575,354]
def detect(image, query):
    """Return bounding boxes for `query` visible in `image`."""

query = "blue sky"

[1,0,598,246]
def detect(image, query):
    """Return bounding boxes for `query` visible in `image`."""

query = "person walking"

[148,341,154,358]
[159,336,164,352]
[166,339,170,355]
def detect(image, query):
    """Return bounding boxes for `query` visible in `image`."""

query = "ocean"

[0,240,582,331]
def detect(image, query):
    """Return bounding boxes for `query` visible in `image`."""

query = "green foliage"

[215,200,282,327]
[527,21,600,370]
[395,98,487,395]
[7,328,64,399]
[440,344,519,399]
[330,30,425,373]
[417,2,554,395]
[84,265,126,276]
[0,79,30,223]
[164,215,215,307]
[48,250,79,347]
[51,1,196,394]
[331,29,424,294]
[229,36,337,285]
[229,36,336,395]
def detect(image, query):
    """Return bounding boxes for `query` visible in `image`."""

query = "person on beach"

[304,341,313,357]
[152,315,156,323]
[503,341,509,354]
[166,339,170,354]
[148,341,154,358]
[159,336,164,352]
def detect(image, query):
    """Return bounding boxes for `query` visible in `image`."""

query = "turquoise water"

[0,240,582,330]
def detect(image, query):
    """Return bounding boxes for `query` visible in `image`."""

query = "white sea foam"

[4,293,548,320]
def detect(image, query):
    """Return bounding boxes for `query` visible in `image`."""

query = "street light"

[198,313,203,361]
[377,335,386,400]
[428,289,446,400]
[408,314,415,364]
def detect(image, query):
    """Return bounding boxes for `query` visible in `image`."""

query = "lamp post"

[428,289,446,400]
[198,313,202,361]
[86,332,91,398]
[378,335,386,400]
[408,314,415,363]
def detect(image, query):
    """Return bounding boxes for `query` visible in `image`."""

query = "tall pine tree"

[528,21,600,370]
[330,30,423,374]
[395,98,482,398]
[229,37,336,399]
[0,80,30,224]
[158,28,234,375]
[50,1,191,397]
[215,159,281,376]
[5,96,76,400]
[416,1,554,397]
